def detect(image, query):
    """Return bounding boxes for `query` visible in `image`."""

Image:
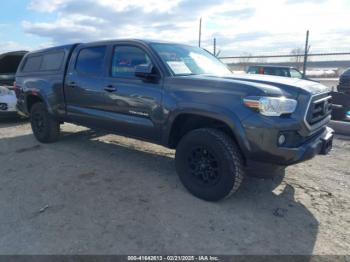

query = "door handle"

[104,85,117,92]
[68,81,77,88]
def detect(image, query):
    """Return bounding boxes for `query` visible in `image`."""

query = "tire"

[30,102,60,143]
[175,128,244,201]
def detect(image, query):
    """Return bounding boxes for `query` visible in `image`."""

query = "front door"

[103,45,163,142]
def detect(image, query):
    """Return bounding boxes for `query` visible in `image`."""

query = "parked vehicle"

[16,40,333,201]
[337,68,350,95]
[0,51,27,118]
[331,68,350,121]
[0,85,17,117]
[247,65,305,79]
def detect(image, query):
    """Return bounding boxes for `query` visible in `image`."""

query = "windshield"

[151,43,232,76]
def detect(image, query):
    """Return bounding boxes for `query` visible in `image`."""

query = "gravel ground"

[0,119,349,255]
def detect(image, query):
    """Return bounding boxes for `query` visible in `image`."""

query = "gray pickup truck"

[16,39,333,201]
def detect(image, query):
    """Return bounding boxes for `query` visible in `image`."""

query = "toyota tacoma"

[16,40,333,201]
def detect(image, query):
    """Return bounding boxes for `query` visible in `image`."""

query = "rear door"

[65,44,111,127]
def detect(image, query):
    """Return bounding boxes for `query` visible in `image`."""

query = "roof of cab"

[25,39,193,56]
[79,39,176,45]
[26,44,80,55]
[29,39,188,52]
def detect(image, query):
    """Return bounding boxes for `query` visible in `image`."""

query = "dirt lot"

[0,119,349,255]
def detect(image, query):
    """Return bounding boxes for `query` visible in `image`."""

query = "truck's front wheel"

[30,102,60,143]
[175,128,244,201]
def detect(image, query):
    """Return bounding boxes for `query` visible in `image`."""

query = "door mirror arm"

[135,64,160,81]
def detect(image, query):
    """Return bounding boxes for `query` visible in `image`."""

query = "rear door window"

[76,46,107,76]
[22,55,42,72]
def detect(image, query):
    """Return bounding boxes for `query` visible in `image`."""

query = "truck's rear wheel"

[175,128,244,201]
[30,102,60,143]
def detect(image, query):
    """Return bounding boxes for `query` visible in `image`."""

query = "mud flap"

[320,134,333,155]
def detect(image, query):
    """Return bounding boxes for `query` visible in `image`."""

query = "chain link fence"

[219,51,350,89]
[220,52,350,78]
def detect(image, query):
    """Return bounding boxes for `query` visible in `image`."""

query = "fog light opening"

[278,134,286,146]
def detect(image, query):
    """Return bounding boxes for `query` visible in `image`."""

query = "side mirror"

[135,64,155,78]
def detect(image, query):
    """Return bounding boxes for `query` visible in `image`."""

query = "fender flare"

[163,103,251,156]
[25,91,54,115]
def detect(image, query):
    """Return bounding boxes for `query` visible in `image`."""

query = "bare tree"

[239,52,252,71]
[256,57,267,64]
[290,48,304,69]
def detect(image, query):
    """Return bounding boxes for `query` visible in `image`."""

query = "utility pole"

[198,17,202,47]
[302,30,309,78]
[213,38,216,56]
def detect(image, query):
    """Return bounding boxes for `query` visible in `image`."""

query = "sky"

[0,0,349,56]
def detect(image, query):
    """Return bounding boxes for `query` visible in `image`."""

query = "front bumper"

[0,91,17,114]
[242,115,334,166]
[282,126,333,164]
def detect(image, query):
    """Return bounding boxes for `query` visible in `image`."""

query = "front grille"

[306,93,332,126]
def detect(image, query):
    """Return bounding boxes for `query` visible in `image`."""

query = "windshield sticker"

[167,61,192,75]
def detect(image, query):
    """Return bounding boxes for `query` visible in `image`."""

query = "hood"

[224,74,331,95]
[174,74,292,98]
[171,73,331,101]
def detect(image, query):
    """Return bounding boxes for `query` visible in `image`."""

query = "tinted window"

[247,66,259,74]
[22,55,42,72]
[264,67,289,77]
[111,46,151,78]
[76,46,106,76]
[41,52,64,71]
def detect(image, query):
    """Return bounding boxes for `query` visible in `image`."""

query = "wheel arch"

[25,91,53,115]
[165,109,250,162]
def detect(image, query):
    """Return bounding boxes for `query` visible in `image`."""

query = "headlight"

[0,86,12,96]
[243,96,298,116]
